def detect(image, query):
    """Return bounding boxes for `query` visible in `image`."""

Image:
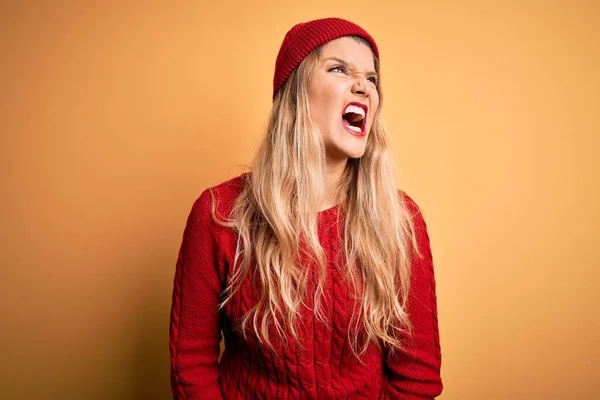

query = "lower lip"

[341,119,366,137]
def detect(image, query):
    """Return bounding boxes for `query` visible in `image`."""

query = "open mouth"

[341,102,367,136]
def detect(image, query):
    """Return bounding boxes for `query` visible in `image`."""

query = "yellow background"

[2,1,598,399]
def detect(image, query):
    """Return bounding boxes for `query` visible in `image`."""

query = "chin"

[348,150,366,159]
[340,146,367,159]
[323,131,368,160]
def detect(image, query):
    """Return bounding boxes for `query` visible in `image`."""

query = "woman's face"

[307,36,380,162]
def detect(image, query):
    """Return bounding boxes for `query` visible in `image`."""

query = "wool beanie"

[272,17,379,99]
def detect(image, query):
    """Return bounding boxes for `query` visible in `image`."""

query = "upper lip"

[343,101,368,118]
[342,101,368,124]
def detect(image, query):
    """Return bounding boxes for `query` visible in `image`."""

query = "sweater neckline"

[318,203,341,216]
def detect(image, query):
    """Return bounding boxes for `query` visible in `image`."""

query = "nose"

[351,72,371,97]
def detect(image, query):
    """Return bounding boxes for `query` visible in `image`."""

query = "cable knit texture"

[169,174,442,399]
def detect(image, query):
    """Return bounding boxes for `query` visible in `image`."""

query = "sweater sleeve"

[383,195,443,399]
[169,189,224,400]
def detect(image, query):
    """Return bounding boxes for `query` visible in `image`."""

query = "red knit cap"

[273,17,379,99]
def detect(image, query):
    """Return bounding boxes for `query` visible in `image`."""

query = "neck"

[320,157,348,211]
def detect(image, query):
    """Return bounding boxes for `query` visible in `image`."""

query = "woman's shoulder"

[206,172,249,200]
[191,172,249,220]
[396,188,434,257]
[397,188,421,216]
[397,188,432,238]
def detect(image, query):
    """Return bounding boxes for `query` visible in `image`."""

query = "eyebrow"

[322,56,378,77]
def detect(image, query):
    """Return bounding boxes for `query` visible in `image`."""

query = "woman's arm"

[169,189,223,400]
[383,194,443,399]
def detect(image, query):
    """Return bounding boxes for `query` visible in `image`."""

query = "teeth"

[344,122,362,133]
[343,104,365,117]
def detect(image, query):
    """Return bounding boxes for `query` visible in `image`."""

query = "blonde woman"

[169,17,443,400]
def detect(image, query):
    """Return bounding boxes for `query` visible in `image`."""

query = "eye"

[329,65,347,73]
[368,77,378,85]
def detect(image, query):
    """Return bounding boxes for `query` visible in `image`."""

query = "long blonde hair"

[214,36,422,358]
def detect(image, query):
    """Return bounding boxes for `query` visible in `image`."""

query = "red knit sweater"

[169,174,442,399]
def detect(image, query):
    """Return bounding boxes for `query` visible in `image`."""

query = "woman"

[169,17,443,399]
